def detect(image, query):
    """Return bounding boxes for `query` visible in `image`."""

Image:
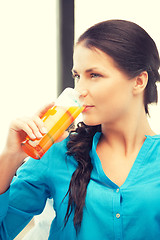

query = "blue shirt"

[0,132,160,239]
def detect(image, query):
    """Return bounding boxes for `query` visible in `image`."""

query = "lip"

[83,105,94,112]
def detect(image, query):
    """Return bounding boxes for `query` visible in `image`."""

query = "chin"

[82,117,101,127]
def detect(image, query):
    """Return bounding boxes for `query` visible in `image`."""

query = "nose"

[77,89,88,106]
[76,89,88,107]
[75,86,88,101]
[75,79,88,98]
[79,89,88,97]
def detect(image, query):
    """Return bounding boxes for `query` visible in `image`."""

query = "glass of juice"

[21,88,84,159]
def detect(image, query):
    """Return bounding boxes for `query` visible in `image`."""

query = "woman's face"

[72,43,135,127]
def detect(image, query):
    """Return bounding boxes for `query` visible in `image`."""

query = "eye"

[72,73,80,84]
[90,73,102,79]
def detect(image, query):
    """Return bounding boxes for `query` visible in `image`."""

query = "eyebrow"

[71,67,99,74]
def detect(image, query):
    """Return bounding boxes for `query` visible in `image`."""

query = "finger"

[32,115,47,135]
[11,119,37,140]
[25,118,44,139]
[12,118,44,140]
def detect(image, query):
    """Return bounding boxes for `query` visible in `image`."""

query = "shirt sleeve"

[0,155,51,239]
[0,189,10,219]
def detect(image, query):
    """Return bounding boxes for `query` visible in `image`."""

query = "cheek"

[83,81,133,125]
[95,87,119,108]
[96,85,132,115]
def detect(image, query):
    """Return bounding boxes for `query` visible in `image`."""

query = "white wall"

[74,0,160,133]
[0,0,58,151]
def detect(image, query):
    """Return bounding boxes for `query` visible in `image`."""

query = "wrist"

[0,150,26,194]
[0,148,26,167]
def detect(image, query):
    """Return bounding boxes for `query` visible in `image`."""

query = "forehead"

[73,43,118,71]
[73,43,106,61]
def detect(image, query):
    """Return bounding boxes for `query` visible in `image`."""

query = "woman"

[0,19,160,239]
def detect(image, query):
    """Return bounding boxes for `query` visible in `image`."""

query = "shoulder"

[13,136,76,200]
[145,134,160,159]
[146,134,160,140]
[45,136,69,160]
[146,134,160,146]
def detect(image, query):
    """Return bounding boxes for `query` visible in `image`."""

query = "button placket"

[113,188,123,239]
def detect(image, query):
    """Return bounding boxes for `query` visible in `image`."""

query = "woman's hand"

[3,102,69,160]
[3,102,55,160]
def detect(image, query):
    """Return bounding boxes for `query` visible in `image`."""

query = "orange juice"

[21,105,83,159]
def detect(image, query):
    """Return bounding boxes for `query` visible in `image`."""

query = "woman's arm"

[0,102,70,239]
[0,102,54,194]
[0,102,59,239]
[0,153,51,239]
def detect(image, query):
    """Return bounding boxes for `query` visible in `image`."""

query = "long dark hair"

[64,19,160,231]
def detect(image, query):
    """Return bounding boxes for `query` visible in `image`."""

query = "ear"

[132,71,148,95]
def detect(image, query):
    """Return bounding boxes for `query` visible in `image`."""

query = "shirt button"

[116,189,119,193]
[116,213,120,219]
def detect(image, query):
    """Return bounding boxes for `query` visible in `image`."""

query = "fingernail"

[31,134,36,139]
[37,132,43,138]
[41,127,48,134]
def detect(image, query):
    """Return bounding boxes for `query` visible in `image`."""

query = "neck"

[100,108,155,157]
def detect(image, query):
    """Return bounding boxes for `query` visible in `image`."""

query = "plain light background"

[0,0,58,151]
[1,0,160,152]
